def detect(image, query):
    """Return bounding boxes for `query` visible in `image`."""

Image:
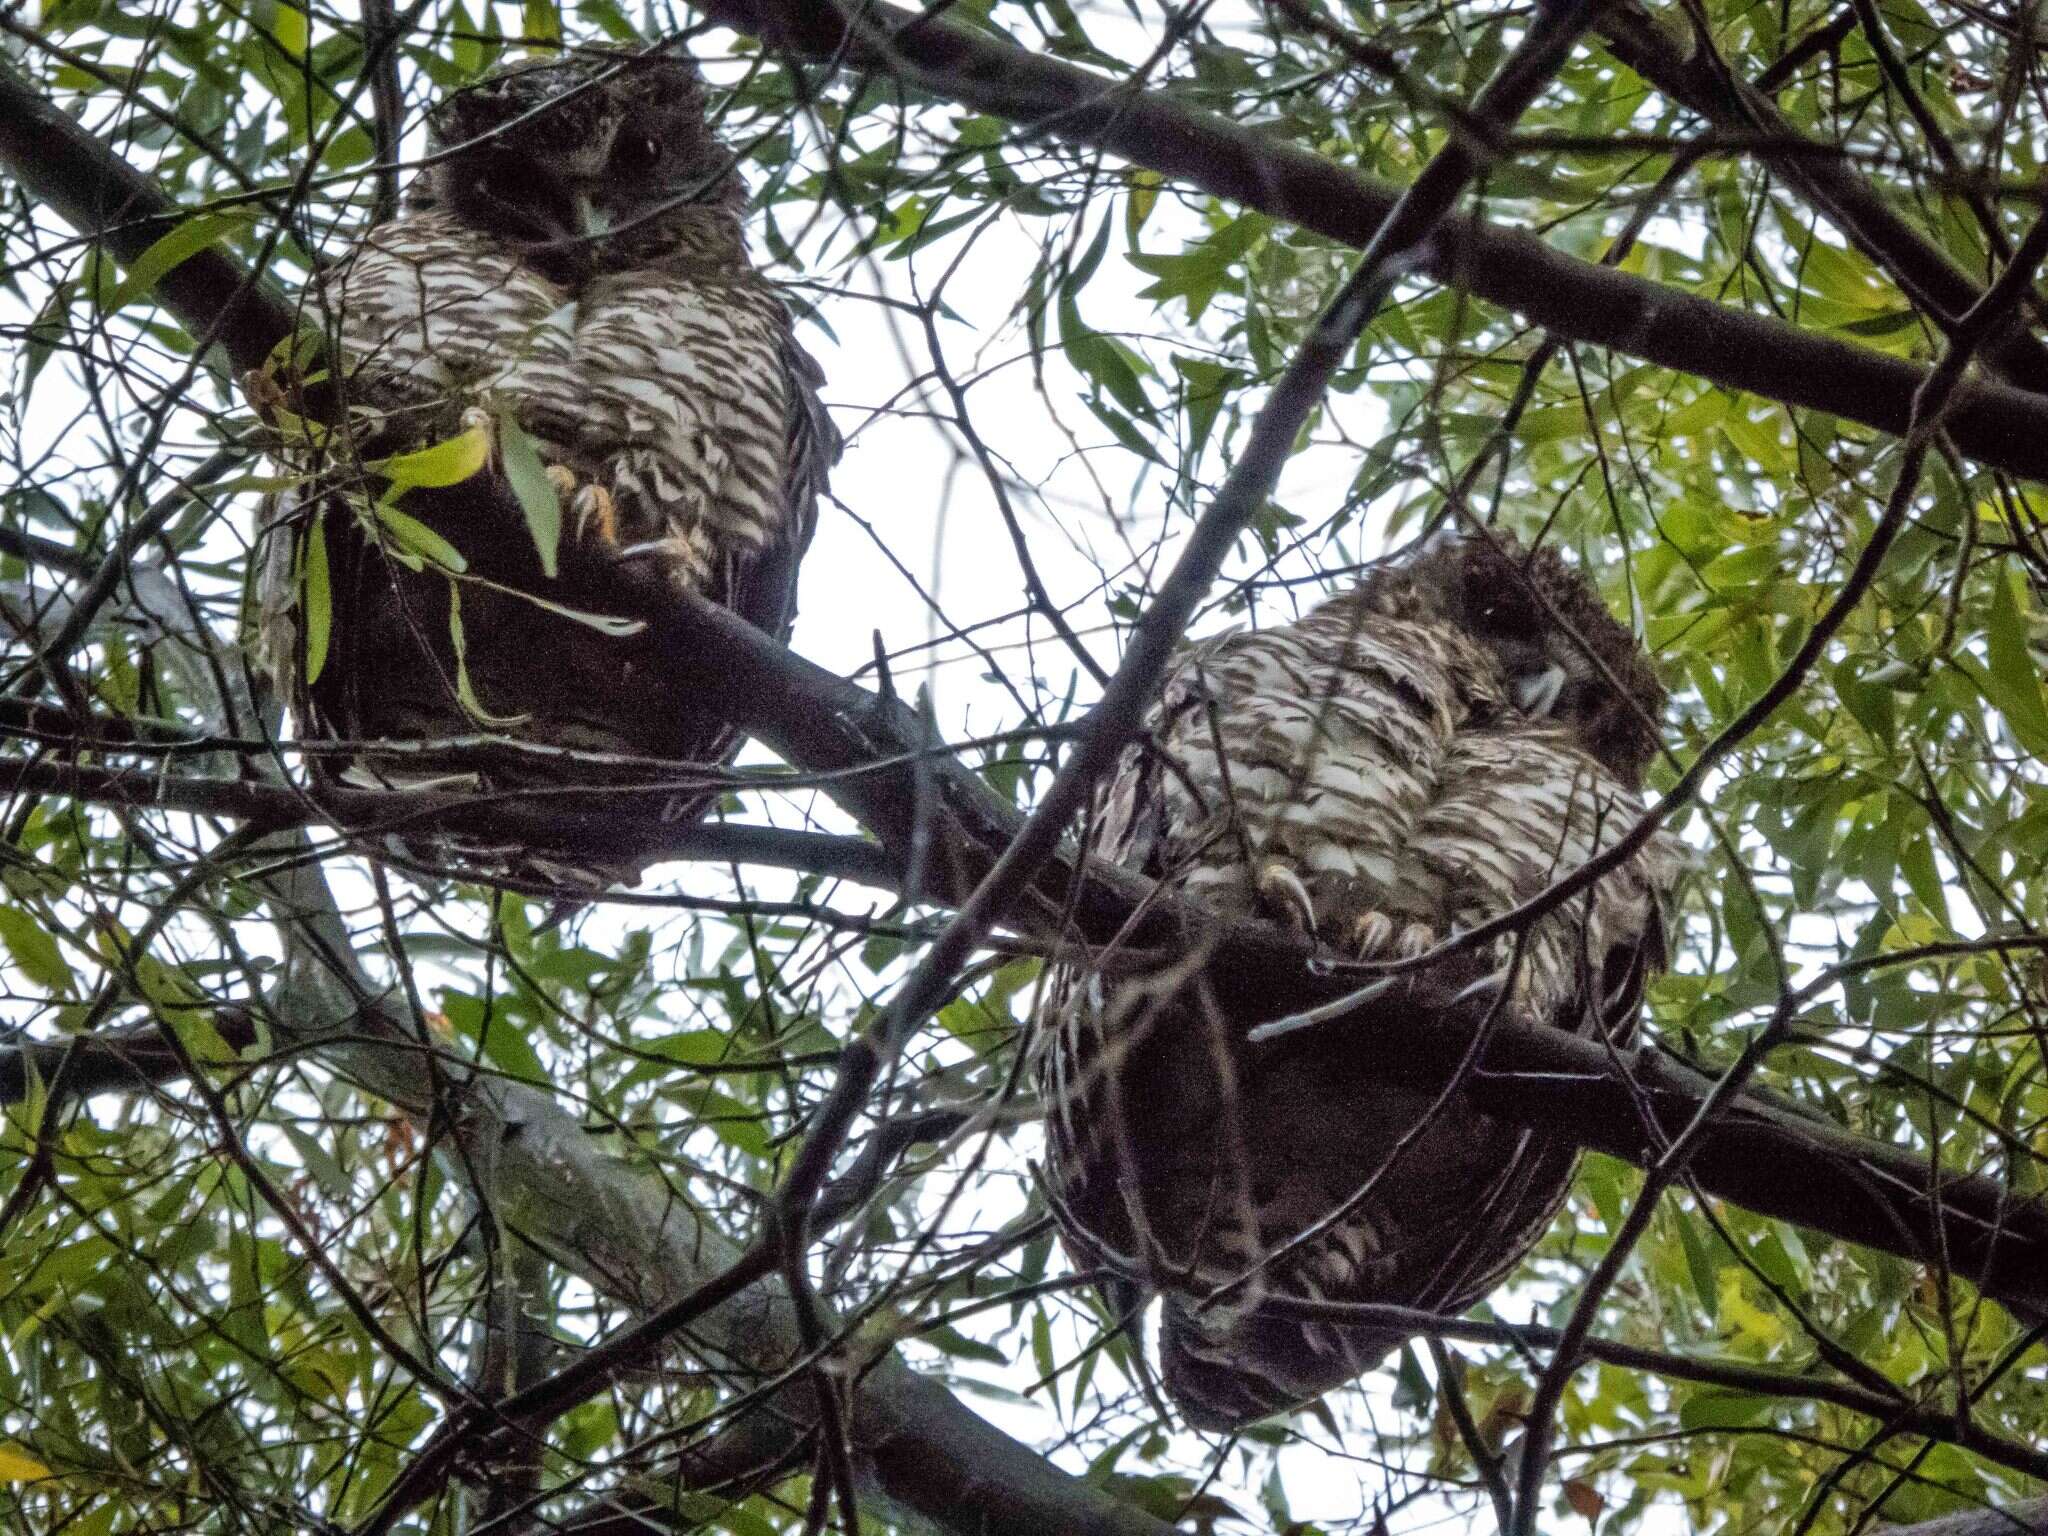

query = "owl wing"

[1415,724,1674,1041]
[721,323,838,648]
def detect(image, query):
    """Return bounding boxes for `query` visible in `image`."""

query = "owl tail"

[1156,1296,1405,1433]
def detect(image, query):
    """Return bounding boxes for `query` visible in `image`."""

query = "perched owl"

[255,47,835,883]
[1038,532,1677,1431]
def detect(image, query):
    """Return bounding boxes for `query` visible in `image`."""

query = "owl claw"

[1348,909,1437,961]
[1254,861,1317,938]
[1349,909,1396,957]
[1394,920,1439,961]
[541,465,620,548]
[573,484,618,546]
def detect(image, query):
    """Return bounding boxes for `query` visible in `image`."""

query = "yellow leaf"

[369,421,491,490]
[273,4,309,56]
[1717,1270,1785,1345]
[0,1442,51,1482]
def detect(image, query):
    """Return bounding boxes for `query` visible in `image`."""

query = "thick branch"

[8,37,2048,483]
[0,64,292,375]
[687,0,2048,481]
[1881,1501,2048,1536]
[0,749,902,889]
[0,1012,256,1106]
[1596,3,2048,393]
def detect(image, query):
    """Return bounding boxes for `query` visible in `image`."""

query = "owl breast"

[327,210,791,586]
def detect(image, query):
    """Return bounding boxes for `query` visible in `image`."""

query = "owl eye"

[614,135,664,173]
[1474,598,1516,631]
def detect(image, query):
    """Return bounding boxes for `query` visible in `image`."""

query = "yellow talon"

[574,483,618,546]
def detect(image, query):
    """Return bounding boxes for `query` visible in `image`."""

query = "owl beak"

[571,191,611,241]
[1512,664,1568,718]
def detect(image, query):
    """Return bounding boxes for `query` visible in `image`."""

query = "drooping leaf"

[301,508,330,685]
[96,210,255,315]
[369,421,491,492]
[373,503,467,573]
[493,403,561,579]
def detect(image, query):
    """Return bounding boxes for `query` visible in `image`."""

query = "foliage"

[0,1,2044,1534]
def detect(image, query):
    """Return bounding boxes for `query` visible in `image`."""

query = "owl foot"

[543,465,620,547]
[610,529,718,595]
[241,367,290,424]
[1348,908,1438,961]
[574,485,618,546]
[1254,861,1318,938]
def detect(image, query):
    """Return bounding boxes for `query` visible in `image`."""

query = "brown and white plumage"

[256,48,834,883]
[1038,533,1677,1430]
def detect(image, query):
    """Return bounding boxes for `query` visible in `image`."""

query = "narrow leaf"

[373,503,467,573]
[447,585,527,727]
[101,211,254,314]
[301,509,331,686]
[494,404,560,579]
[369,420,491,490]
[1986,566,2048,756]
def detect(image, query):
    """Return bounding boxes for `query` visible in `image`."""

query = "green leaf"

[373,503,467,573]
[1030,1309,1055,1385]
[1984,566,2048,757]
[446,585,526,727]
[1674,1205,1721,1322]
[494,404,561,579]
[0,906,74,993]
[271,2,308,55]
[1677,1386,1775,1430]
[301,508,330,686]
[99,210,254,314]
[522,0,561,42]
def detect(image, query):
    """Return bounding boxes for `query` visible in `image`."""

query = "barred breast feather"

[1039,571,1676,1431]
[328,209,797,580]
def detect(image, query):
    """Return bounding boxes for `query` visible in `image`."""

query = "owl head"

[415,48,743,283]
[1382,531,1665,783]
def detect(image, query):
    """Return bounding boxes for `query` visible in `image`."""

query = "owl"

[255,47,835,884]
[1038,532,1677,1431]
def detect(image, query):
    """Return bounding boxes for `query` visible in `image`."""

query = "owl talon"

[1394,920,1439,961]
[572,484,618,547]
[1255,861,1317,938]
[544,463,578,498]
[1349,909,1396,957]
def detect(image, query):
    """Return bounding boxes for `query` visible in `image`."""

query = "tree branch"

[685,0,2048,481]
[1595,1,2048,393]
[13,576,2048,1325]
[1880,1499,2048,1536]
